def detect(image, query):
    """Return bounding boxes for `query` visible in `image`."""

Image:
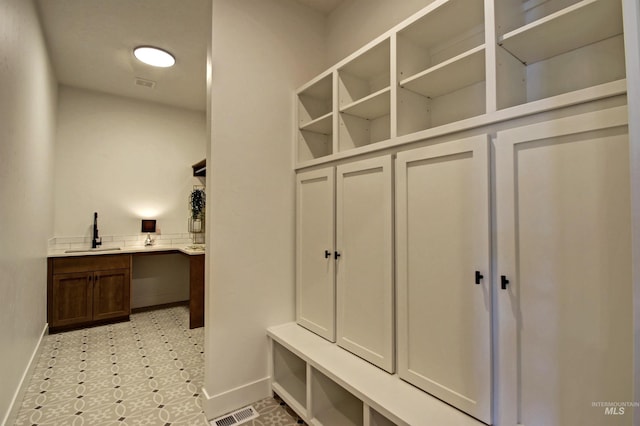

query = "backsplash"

[48,233,193,253]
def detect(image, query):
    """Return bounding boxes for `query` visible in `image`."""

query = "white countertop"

[48,244,205,258]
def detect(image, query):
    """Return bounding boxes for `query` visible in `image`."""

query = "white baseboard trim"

[2,323,48,426]
[201,376,271,420]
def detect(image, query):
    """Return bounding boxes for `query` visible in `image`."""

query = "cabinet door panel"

[93,268,130,321]
[336,156,394,372]
[296,167,336,341]
[495,107,632,426]
[51,272,93,328]
[396,135,491,422]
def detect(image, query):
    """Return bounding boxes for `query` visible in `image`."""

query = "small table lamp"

[141,219,157,246]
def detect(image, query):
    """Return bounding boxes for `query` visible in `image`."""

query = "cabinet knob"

[475,271,483,285]
[324,250,331,259]
[501,275,510,290]
[334,251,341,259]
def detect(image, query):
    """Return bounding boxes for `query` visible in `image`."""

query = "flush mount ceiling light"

[133,46,175,68]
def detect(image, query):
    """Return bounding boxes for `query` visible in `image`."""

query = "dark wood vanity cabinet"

[48,254,131,332]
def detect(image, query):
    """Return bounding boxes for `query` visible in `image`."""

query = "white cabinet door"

[395,135,492,423]
[495,106,633,426]
[296,167,336,342]
[336,156,394,373]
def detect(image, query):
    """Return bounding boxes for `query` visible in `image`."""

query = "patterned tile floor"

[14,306,303,426]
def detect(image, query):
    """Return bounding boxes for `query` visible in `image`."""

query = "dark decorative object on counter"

[141,219,157,246]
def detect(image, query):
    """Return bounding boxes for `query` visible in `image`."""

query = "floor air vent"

[211,405,258,426]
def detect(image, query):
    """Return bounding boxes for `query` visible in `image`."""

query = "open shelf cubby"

[397,0,486,136]
[272,341,307,416]
[297,74,334,162]
[338,38,391,151]
[496,0,625,109]
[368,409,396,426]
[299,74,333,127]
[311,368,363,426]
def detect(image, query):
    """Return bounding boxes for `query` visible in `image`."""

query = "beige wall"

[54,86,206,237]
[202,0,448,418]
[53,86,206,309]
[326,0,436,64]
[0,0,57,422]
[203,0,326,417]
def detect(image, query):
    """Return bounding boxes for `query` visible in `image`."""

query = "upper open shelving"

[498,0,623,65]
[294,0,629,168]
[495,0,625,110]
[399,45,486,99]
[396,0,486,137]
[297,73,335,163]
[339,87,391,120]
[338,39,390,108]
[338,38,391,152]
[300,112,333,134]
[397,0,485,80]
[299,74,333,127]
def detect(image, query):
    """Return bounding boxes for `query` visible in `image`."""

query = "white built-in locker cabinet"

[395,135,491,424]
[296,168,336,342]
[336,156,394,373]
[495,106,632,426]
[285,0,639,424]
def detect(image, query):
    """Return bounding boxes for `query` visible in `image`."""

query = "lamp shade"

[141,219,157,233]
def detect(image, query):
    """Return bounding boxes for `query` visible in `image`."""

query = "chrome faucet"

[92,212,102,249]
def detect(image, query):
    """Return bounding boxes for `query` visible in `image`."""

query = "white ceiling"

[37,0,211,111]
[36,0,344,112]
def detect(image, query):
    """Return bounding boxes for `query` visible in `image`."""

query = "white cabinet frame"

[296,167,336,341]
[495,105,631,426]
[336,156,395,373]
[395,135,492,423]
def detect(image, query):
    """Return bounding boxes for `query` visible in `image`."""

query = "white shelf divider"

[268,322,485,426]
[399,45,486,98]
[339,87,391,120]
[499,0,623,64]
[300,112,333,135]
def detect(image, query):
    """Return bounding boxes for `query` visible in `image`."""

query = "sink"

[65,247,122,253]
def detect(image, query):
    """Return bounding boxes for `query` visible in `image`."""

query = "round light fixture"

[133,46,175,68]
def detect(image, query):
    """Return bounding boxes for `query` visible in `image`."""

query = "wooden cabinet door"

[296,167,336,341]
[495,107,632,426]
[395,136,491,422]
[92,268,131,321]
[51,272,93,328]
[336,156,394,373]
